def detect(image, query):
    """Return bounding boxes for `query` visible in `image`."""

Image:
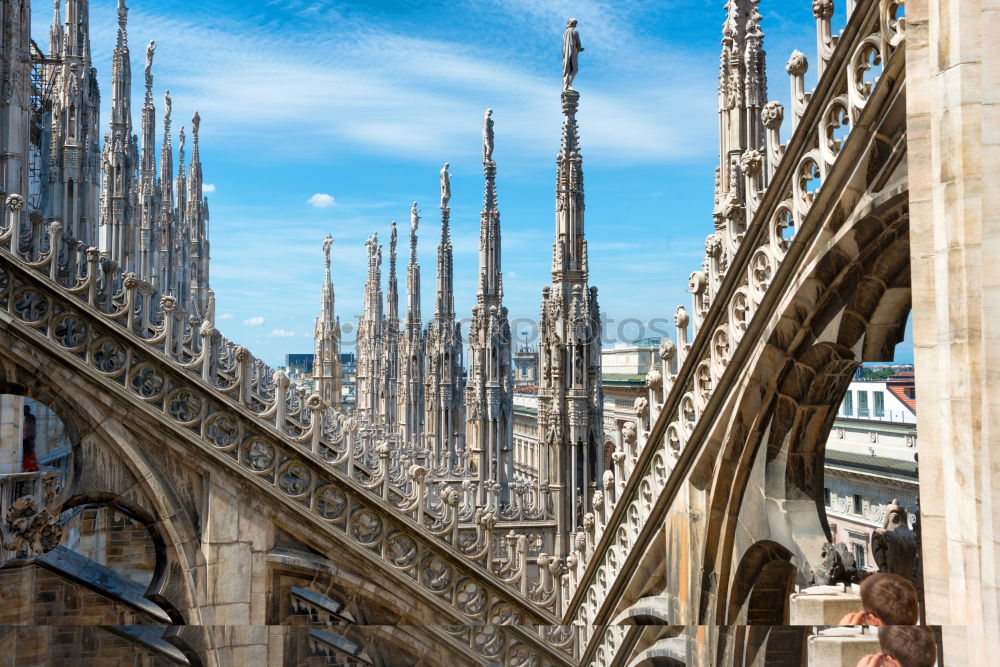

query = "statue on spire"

[145,41,156,83]
[483,109,494,162]
[192,111,200,136]
[118,0,128,27]
[562,18,584,90]
[164,91,172,122]
[323,234,333,269]
[410,201,420,233]
[440,162,451,209]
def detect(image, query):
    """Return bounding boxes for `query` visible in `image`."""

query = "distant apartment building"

[512,340,666,481]
[282,352,357,404]
[823,370,918,571]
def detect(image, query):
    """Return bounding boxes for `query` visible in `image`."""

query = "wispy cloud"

[203,183,217,193]
[270,328,295,337]
[62,0,716,167]
[244,315,265,326]
[219,312,233,320]
[308,193,336,208]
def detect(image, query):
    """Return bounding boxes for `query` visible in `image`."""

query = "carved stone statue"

[145,41,156,81]
[440,162,451,209]
[483,108,494,162]
[410,201,420,233]
[179,126,186,155]
[562,18,584,90]
[811,541,864,586]
[871,499,919,582]
[323,234,333,266]
[164,90,172,121]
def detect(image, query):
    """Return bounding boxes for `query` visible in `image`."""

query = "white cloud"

[219,312,233,320]
[308,193,336,208]
[270,328,295,337]
[203,183,217,193]
[244,315,265,326]
[85,4,714,167]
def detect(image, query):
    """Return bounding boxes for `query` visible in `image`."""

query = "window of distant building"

[873,391,885,418]
[824,488,831,506]
[853,494,863,514]
[858,391,869,418]
[843,391,853,416]
[853,542,867,568]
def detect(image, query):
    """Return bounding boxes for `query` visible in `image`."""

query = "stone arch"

[726,540,797,625]
[698,193,911,628]
[55,491,181,622]
[0,331,206,625]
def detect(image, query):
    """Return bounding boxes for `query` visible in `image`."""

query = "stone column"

[906,1,1000,662]
[0,394,24,473]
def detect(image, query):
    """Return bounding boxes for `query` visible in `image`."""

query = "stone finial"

[659,337,676,362]
[634,397,649,419]
[762,101,785,129]
[812,0,834,19]
[674,305,690,329]
[688,271,708,295]
[6,194,25,212]
[786,50,809,76]
[160,295,177,312]
[740,149,763,176]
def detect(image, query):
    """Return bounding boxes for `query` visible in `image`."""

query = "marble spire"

[466,109,514,503]
[101,0,139,272]
[138,41,158,285]
[159,91,175,292]
[714,0,767,237]
[314,234,342,407]
[48,0,102,247]
[384,221,400,429]
[357,232,384,423]
[187,111,211,320]
[400,203,426,451]
[425,163,465,471]
[538,20,603,556]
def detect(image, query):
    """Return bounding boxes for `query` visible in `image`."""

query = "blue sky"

[34,0,911,366]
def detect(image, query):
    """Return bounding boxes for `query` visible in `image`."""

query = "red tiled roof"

[888,384,916,413]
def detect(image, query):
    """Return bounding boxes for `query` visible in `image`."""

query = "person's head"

[878,625,937,667]
[860,573,919,625]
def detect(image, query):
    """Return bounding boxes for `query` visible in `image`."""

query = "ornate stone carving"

[811,542,864,586]
[871,500,919,581]
[786,49,809,76]
[3,497,63,557]
[761,101,785,129]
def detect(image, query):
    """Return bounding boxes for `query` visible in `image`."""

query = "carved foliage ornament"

[3,497,63,557]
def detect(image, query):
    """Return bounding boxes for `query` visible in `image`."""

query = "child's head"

[878,625,937,667]
[860,573,919,625]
